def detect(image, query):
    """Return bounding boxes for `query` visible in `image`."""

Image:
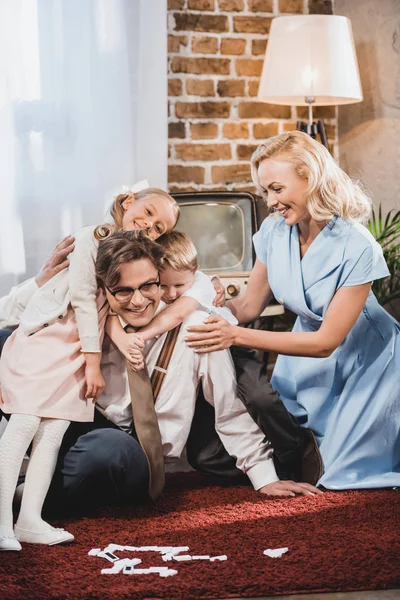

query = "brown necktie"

[125,325,182,500]
[125,326,165,501]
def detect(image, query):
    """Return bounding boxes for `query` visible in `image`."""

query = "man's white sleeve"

[200,349,279,490]
[0,279,38,329]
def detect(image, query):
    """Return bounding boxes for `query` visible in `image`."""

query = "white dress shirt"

[183,271,238,325]
[98,308,278,490]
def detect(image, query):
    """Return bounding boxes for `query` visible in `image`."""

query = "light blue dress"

[253,215,400,490]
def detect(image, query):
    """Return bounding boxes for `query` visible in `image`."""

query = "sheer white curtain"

[0,0,167,296]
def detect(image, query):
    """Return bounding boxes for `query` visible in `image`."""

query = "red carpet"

[1,472,399,600]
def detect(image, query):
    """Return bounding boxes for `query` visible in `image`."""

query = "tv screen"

[173,194,256,274]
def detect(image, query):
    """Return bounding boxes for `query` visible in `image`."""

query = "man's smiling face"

[105,259,161,328]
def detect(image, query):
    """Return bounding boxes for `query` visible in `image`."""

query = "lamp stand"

[296,98,329,150]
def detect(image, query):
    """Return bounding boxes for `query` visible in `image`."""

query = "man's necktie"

[126,364,165,500]
[124,324,182,501]
[125,325,165,500]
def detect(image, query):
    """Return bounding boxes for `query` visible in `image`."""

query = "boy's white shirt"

[0,226,101,353]
[183,270,238,325]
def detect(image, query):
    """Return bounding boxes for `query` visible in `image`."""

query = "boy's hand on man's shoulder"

[211,276,226,307]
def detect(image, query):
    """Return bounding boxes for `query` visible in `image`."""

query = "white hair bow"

[121,179,149,194]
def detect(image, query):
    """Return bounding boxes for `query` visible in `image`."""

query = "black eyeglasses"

[106,280,160,303]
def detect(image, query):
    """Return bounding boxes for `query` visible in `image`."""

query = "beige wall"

[167,0,337,193]
[336,0,400,213]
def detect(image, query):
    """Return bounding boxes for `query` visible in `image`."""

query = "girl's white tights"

[0,414,69,539]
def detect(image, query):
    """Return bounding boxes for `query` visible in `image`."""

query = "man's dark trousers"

[187,346,308,481]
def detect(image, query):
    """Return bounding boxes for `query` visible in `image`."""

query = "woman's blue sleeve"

[252,216,277,267]
[340,237,390,287]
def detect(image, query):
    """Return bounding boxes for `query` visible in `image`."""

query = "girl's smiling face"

[121,193,177,239]
[258,158,310,226]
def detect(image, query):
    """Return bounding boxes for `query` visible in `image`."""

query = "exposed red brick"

[223,122,249,139]
[176,101,230,118]
[168,79,183,96]
[188,0,215,9]
[218,0,244,10]
[169,122,186,139]
[239,102,291,119]
[296,105,335,119]
[253,122,279,138]
[192,36,219,54]
[217,79,245,97]
[221,38,246,55]
[186,79,215,96]
[171,57,230,75]
[174,13,229,33]
[237,144,259,160]
[248,80,260,97]
[168,0,185,8]
[278,0,304,13]
[168,165,205,183]
[175,143,231,161]
[308,0,333,15]
[248,0,273,11]
[168,35,188,53]
[236,59,264,77]
[282,122,297,132]
[169,185,199,193]
[252,39,267,56]
[190,122,219,139]
[212,164,252,183]
[233,17,272,34]
[233,183,258,194]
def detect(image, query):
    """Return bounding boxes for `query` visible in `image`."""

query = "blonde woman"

[186,131,400,491]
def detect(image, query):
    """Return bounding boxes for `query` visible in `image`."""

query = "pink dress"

[0,291,109,422]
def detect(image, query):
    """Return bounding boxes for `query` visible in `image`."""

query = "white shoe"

[15,525,75,546]
[0,536,22,551]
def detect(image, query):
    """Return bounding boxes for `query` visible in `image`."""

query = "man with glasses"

[1,230,318,511]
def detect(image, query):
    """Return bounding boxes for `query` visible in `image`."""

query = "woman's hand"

[211,276,226,307]
[85,364,105,402]
[185,315,237,353]
[35,235,75,288]
[259,481,323,497]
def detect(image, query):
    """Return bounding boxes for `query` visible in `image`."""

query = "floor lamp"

[257,15,363,150]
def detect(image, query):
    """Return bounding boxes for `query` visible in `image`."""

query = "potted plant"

[368,205,400,319]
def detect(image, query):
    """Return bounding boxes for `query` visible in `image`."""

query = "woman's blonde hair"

[157,230,198,272]
[94,188,180,241]
[251,131,372,224]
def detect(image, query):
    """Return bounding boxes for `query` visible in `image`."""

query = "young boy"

[140,231,237,341]
[105,231,236,364]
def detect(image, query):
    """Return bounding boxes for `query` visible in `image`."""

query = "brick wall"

[168,0,336,193]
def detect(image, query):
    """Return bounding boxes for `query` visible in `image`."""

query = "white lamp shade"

[258,15,363,106]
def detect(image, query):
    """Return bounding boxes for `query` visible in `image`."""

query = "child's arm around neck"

[140,296,200,342]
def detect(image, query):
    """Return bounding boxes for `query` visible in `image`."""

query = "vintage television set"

[171,192,283,319]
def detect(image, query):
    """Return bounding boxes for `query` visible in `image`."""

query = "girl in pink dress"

[0,186,179,551]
